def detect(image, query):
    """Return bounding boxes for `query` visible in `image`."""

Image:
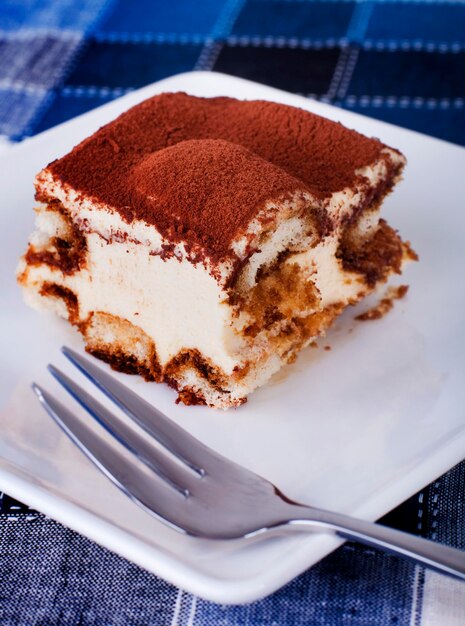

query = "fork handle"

[284,504,465,580]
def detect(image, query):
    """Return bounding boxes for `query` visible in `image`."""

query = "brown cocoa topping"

[131,139,305,259]
[47,92,399,263]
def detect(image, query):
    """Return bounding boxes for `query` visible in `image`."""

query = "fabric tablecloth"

[1,0,464,624]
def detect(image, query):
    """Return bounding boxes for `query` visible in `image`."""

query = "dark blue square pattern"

[96,0,229,37]
[214,44,340,94]
[348,50,465,98]
[66,41,202,89]
[366,3,465,45]
[33,91,114,134]
[232,0,355,41]
[344,103,465,150]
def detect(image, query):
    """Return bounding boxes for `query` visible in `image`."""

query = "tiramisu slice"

[18,93,415,409]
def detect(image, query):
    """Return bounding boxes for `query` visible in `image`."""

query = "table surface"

[0,0,464,624]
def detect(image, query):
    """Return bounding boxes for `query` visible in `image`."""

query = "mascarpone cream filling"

[22,234,240,373]
[21,211,377,379]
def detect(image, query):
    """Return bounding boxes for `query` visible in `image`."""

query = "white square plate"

[1,72,464,604]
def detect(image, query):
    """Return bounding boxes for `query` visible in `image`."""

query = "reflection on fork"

[33,347,465,580]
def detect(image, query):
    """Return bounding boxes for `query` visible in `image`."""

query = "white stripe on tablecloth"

[170,589,184,626]
[409,565,423,626]
[420,571,465,626]
[186,596,197,626]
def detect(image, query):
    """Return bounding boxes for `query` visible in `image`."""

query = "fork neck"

[267,500,465,581]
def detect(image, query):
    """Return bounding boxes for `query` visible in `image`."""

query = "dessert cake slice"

[18,93,415,409]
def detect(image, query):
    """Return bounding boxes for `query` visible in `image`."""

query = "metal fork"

[32,347,465,580]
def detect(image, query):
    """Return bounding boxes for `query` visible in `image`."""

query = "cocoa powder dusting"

[132,139,304,256]
[47,92,396,261]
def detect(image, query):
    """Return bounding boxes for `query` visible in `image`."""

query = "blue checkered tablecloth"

[0,0,464,624]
